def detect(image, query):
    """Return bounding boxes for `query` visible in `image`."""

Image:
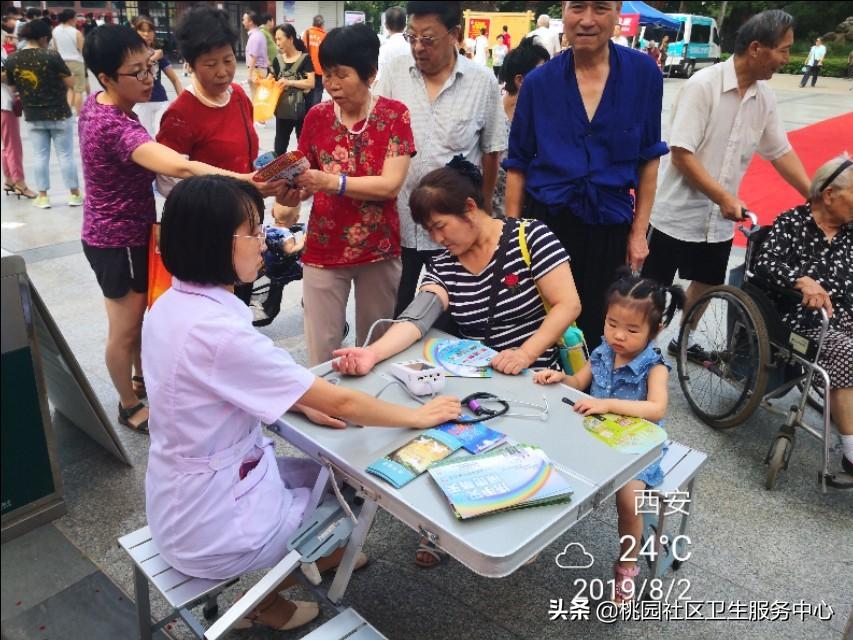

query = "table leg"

[326,498,379,604]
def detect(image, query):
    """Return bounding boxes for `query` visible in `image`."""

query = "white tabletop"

[273,331,664,578]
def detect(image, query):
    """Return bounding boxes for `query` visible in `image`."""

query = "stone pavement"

[1,67,852,640]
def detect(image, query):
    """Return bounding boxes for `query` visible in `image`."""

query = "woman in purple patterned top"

[79,25,278,433]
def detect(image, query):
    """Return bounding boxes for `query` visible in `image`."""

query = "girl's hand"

[332,347,378,376]
[295,169,336,195]
[491,348,533,375]
[533,369,564,385]
[411,396,462,429]
[572,398,612,416]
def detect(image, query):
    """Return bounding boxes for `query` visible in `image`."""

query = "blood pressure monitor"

[389,360,446,396]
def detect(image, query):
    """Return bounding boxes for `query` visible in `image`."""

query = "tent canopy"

[621,1,681,30]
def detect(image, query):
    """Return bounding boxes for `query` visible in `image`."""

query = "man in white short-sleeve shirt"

[643,10,810,355]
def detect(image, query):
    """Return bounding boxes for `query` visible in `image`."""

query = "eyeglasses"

[116,64,157,82]
[232,229,268,245]
[403,29,453,48]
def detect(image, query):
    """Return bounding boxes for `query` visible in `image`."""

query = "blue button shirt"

[504,43,668,225]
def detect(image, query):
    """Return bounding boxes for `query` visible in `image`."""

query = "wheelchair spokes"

[676,286,771,429]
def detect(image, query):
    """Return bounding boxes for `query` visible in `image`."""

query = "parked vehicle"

[644,14,721,78]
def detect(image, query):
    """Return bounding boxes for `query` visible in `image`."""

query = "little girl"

[534,269,685,605]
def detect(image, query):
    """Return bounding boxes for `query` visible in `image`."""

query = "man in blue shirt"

[504,0,667,350]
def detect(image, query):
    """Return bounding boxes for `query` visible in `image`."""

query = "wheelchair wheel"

[676,286,770,429]
[765,435,793,490]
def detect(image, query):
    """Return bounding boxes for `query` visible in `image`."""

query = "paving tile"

[1,524,96,622]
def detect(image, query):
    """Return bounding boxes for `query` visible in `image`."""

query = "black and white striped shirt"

[422,218,569,368]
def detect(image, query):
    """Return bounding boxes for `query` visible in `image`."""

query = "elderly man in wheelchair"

[673,154,852,491]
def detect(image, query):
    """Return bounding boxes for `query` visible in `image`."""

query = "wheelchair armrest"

[747,273,803,305]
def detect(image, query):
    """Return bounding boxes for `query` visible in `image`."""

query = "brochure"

[366,422,506,488]
[428,444,574,520]
[582,413,668,455]
[423,339,497,378]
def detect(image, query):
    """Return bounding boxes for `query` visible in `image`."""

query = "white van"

[661,14,722,77]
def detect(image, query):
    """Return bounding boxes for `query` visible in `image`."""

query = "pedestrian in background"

[4,18,81,209]
[302,14,326,110]
[799,37,826,88]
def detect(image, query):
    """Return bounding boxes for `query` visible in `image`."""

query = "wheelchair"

[672,213,846,492]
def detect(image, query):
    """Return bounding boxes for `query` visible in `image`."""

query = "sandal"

[118,402,149,434]
[13,184,37,199]
[131,375,146,399]
[415,538,446,569]
[234,593,319,632]
[613,563,640,605]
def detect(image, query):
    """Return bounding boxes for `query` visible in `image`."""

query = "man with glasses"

[373,0,506,318]
[504,1,668,351]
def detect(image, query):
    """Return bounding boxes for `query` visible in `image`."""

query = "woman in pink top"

[80,25,278,433]
[143,175,460,631]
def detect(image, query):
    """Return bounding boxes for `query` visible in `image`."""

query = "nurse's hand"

[332,347,378,376]
[412,396,462,429]
[292,403,347,429]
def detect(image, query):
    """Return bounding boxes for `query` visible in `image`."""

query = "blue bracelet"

[338,173,347,197]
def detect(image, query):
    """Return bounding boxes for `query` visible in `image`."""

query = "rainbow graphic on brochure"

[428,444,573,520]
[423,339,496,378]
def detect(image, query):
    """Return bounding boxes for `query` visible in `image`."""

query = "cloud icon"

[555,542,594,569]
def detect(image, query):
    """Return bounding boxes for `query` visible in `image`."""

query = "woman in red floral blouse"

[295,24,415,365]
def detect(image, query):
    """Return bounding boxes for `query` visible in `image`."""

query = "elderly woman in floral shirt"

[754,154,853,479]
[294,24,414,365]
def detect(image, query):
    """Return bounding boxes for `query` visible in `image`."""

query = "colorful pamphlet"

[582,413,668,455]
[428,444,574,520]
[435,422,506,455]
[423,339,497,378]
[366,422,506,488]
[252,149,309,185]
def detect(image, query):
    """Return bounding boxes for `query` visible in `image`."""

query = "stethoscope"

[371,377,550,423]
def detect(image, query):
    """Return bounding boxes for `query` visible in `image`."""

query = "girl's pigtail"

[661,284,686,327]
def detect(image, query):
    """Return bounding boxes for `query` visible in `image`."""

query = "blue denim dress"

[588,340,670,488]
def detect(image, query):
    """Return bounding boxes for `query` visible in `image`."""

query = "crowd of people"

[1,0,851,632]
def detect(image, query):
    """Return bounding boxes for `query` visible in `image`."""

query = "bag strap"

[236,91,254,163]
[518,219,585,350]
[484,220,516,345]
[518,219,551,313]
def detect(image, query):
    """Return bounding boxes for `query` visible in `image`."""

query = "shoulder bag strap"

[484,220,516,345]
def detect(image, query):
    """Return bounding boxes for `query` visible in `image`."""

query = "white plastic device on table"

[389,360,446,396]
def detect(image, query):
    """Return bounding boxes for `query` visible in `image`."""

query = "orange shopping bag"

[252,75,282,123]
[147,223,172,309]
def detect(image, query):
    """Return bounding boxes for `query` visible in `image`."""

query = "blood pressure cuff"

[397,290,444,337]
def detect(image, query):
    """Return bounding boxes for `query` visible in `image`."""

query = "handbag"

[517,219,589,373]
[12,96,22,117]
[252,75,283,123]
[147,224,172,309]
[274,53,307,121]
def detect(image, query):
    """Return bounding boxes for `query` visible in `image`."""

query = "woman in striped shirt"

[333,157,581,376]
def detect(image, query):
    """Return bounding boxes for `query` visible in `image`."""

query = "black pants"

[274,117,304,156]
[305,75,323,112]
[234,282,253,306]
[394,247,444,317]
[525,197,631,351]
[800,64,820,87]
[263,281,284,316]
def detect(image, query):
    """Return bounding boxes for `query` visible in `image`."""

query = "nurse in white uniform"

[142,175,460,631]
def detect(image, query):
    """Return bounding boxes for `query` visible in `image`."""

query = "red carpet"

[736,111,853,246]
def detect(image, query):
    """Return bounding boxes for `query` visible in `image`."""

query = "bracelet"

[338,173,347,197]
